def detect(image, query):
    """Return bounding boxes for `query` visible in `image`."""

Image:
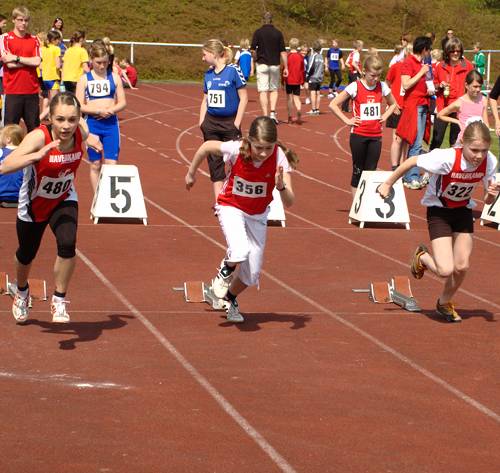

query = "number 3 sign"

[348,170,410,229]
[91,164,148,225]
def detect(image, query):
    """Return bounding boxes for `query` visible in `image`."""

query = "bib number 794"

[110,176,132,213]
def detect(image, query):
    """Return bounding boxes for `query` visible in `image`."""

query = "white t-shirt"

[416,148,498,208]
[220,140,291,172]
[344,80,391,99]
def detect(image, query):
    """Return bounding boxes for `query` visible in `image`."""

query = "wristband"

[15,56,20,63]
[277,184,286,192]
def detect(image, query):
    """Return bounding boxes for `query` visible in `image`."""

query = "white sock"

[52,294,65,304]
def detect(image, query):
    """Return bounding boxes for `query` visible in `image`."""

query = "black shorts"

[385,112,401,129]
[4,94,40,132]
[39,76,49,99]
[200,113,241,182]
[427,206,474,240]
[308,82,321,92]
[286,84,301,96]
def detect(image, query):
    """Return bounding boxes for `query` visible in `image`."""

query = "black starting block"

[173,281,229,311]
[353,275,421,312]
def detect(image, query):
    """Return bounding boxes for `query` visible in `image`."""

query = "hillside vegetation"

[2,0,499,80]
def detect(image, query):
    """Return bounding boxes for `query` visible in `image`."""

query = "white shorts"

[256,64,281,92]
[216,204,268,287]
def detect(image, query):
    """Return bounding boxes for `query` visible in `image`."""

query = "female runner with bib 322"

[377,121,498,323]
[185,116,298,323]
[0,92,101,324]
[76,42,126,193]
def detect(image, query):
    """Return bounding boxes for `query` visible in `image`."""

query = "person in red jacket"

[0,6,41,131]
[430,37,473,149]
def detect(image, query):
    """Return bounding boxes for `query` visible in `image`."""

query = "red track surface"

[1,83,499,473]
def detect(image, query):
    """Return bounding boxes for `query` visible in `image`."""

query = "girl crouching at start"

[185,116,298,323]
[378,121,498,322]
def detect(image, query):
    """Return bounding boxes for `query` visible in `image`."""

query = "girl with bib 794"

[186,116,298,323]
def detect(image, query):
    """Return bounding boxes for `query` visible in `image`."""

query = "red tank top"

[18,125,84,222]
[438,147,487,208]
[217,145,278,215]
[352,80,383,137]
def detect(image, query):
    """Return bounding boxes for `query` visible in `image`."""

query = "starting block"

[1,272,47,308]
[352,275,421,312]
[173,281,229,311]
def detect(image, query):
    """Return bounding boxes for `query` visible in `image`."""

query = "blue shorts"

[86,115,120,162]
[43,80,60,91]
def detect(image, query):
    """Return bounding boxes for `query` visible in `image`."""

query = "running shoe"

[305,98,311,105]
[409,179,421,190]
[226,300,244,323]
[306,110,316,115]
[410,244,428,279]
[419,173,430,188]
[51,299,70,323]
[328,93,335,99]
[12,292,30,323]
[269,112,279,125]
[436,300,462,323]
[212,261,234,299]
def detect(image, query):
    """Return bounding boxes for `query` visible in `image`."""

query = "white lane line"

[143,196,500,424]
[0,371,132,390]
[76,249,297,473]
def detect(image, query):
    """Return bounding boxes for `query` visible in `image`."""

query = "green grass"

[1,0,498,80]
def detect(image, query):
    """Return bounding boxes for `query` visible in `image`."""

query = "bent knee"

[454,260,470,273]
[435,265,454,278]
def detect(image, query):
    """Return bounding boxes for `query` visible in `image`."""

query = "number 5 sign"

[348,170,410,229]
[90,164,148,225]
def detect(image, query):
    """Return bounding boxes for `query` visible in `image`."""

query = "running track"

[0,83,499,473]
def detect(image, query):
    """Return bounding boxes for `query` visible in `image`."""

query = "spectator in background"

[234,38,253,81]
[306,40,325,116]
[489,75,500,151]
[431,36,473,150]
[0,124,24,205]
[0,13,6,33]
[285,37,304,124]
[0,13,7,122]
[441,28,454,52]
[101,37,115,74]
[325,38,344,98]
[119,58,138,88]
[251,11,288,124]
[0,6,41,132]
[472,42,486,77]
[50,17,66,57]
[343,39,363,112]
[61,30,89,93]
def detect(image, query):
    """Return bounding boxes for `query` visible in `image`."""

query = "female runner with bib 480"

[0,93,101,324]
[76,42,126,192]
[185,116,298,323]
[378,121,498,323]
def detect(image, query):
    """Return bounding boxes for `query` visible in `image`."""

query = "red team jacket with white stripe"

[18,125,84,222]
[217,145,279,215]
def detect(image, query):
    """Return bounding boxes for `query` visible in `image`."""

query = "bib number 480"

[110,176,132,213]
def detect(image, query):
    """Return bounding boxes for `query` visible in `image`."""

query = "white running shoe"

[12,292,30,323]
[305,98,311,104]
[51,299,70,323]
[269,112,278,125]
[226,301,244,323]
[212,261,234,299]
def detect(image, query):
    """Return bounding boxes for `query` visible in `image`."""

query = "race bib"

[330,53,339,61]
[88,79,111,98]
[360,103,381,120]
[232,176,267,198]
[441,182,475,202]
[207,90,226,108]
[37,173,74,199]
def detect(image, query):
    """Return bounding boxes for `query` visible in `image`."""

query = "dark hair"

[413,36,432,54]
[46,29,61,45]
[69,30,85,46]
[52,17,63,31]
[239,116,299,169]
[443,37,464,63]
[49,92,81,116]
[465,69,483,85]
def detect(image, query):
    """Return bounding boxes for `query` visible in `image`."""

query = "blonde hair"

[289,38,300,50]
[202,39,233,64]
[353,40,364,50]
[89,43,108,59]
[363,54,383,73]
[102,37,114,55]
[239,38,250,49]
[431,48,442,61]
[239,116,299,169]
[462,121,491,145]
[1,124,25,147]
[366,47,379,56]
[12,6,30,20]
